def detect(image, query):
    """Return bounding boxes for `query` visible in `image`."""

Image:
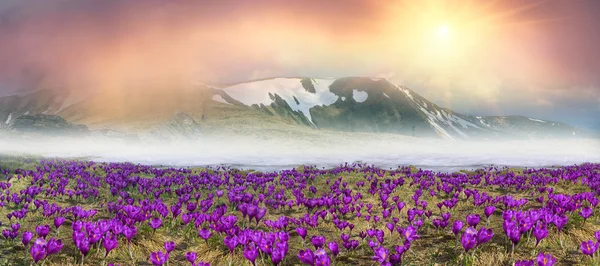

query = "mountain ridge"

[0,77,590,140]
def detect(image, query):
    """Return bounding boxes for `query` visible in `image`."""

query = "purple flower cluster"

[0,161,599,265]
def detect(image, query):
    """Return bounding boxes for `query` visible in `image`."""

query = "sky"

[0,0,599,130]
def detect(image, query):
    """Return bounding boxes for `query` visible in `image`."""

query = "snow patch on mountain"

[400,87,414,101]
[528,118,546,123]
[222,78,337,123]
[353,90,368,103]
[449,115,481,129]
[5,113,11,124]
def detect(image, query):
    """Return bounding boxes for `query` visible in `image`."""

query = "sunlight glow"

[437,24,450,38]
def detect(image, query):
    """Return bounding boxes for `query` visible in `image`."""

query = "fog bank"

[1,133,599,173]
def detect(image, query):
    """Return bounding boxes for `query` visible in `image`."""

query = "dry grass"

[0,160,598,266]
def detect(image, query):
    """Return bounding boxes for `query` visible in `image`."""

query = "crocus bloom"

[536,252,556,266]
[199,228,212,242]
[581,240,598,256]
[461,228,477,252]
[164,241,176,254]
[22,231,33,247]
[580,207,593,221]
[185,251,197,265]
[314,248,331,266]
[224,236,238,253]
[477,227,494,245]
[30,241,47,263]
[311,235,326,249]
[484,206,496,218]
[372,246,389,263]
[47,238,64,255]
[328,241,339,256]
[150,251,168,266]
[466,214,481,228]
[149,218,163,231]
[35,225,50,239]
[54,217,66,229]
[296,227,308,240]
[123,226,137,242]
[244,244,259,265]
[452,220,464,236]
[103,234,118,256]
[76,237,91,255]
[402,226,419,242]
[298,249,315,265]
[533,223,548,246]
[271,247,284,265]
[515,260,534,266]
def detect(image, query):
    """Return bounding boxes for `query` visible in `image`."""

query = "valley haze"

[1,133,598,173]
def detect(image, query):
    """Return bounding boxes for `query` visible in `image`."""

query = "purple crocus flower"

[149,218,163,231]
[164,241,176,254]
[401,226,419,242]
[580,207,593,222]
[311,235,326,249]
[271,246,284,265]
[149,250,168,266]
[328,241,339,257]
[103,233,118,256]
[466,214,481,228]
[123,226,137,242]
[484,206,496,218]
[476,227,494,245]
[581,240,598,256]
[244,244,259,265]
[198,228,212,242]
[224,236,238,253]
[54,217,66,229]
[515,260,534,266]
[79,237,93,257]
[47,238,64,255]
[35,225,50,239]
[452,220,464,236]
[372,246,389,263]
[314,248,331,266]
[22,231,34,247]
[185,251,197,265]
[30,240,47,263]
[296,227,308,240]
[460,227,477,252]
[533,223,548,246]
[298,249,315,265]
[536,252,556,266]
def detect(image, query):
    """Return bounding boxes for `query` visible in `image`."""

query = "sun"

[437,24,450,38]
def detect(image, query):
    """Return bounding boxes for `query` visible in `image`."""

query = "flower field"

[1,158,600,265]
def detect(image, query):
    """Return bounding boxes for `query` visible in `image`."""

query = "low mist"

[2,134,599,172]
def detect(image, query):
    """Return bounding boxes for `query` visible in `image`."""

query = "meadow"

[1,155,599,265]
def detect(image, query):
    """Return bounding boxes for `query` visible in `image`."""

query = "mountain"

[214,77,584,139]
[0,77,588,140]
[7,114,88,136]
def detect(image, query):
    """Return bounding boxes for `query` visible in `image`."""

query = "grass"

[0,157,598,265]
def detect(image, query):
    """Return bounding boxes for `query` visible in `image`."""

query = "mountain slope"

[0,77,588,140]
[215,77,500,139]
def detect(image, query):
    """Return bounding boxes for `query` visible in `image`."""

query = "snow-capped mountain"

[0,77,588,140]
[212,77,584,139]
